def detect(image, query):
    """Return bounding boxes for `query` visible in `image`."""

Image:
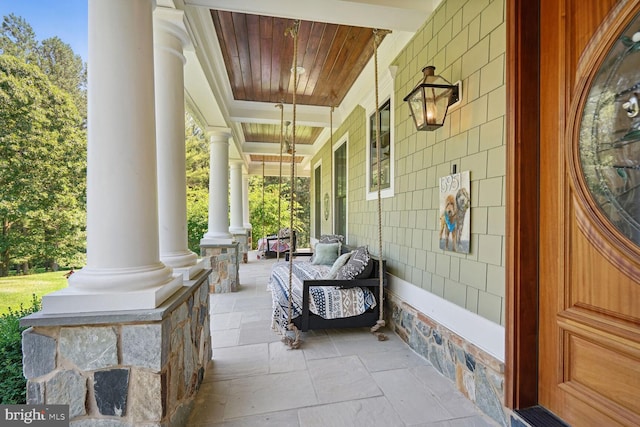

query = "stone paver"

[188,251,498,426]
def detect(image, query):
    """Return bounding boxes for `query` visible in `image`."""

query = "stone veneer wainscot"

[21,270,212,427]
[387,293,507,427]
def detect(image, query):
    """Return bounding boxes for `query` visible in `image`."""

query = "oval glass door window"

[580,12,640,246]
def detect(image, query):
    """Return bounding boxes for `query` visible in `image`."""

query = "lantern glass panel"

[408,88,426,129]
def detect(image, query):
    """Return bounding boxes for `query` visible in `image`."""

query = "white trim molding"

[333,133,349,238]
[363,66,397,201]
[313,159,323,239]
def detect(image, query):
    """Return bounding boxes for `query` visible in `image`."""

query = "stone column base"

[200,242,240,293]
[20,270,212,427]
[231,231,250,264]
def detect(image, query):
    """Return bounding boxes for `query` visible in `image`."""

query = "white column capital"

[207,127,232,143]
[153,7,193,53]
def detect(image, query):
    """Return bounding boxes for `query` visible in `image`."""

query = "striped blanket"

[268,260,377,333]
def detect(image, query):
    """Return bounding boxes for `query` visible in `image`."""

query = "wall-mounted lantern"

[403,66,460,131]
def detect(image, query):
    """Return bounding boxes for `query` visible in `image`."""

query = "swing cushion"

[336,246,373,280]
[324,251,353,279]
[311,242,341,265]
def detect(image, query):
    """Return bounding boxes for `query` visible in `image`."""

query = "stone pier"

[21,271,212,427]
[231,231,250,264]
[200,243,240,293]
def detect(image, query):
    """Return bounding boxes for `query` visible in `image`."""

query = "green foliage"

[0,55,86,276]
[0,294,41,404]
[185,115,209,189]
[293,177,310,247]
[187,187,209,254]
[185,115,209,253]
[249,175,308,248]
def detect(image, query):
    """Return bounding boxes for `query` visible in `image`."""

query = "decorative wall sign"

[323,192,330,220]
[439,171,471,253]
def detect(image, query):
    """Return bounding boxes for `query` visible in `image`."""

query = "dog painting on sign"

[439,171,471,253]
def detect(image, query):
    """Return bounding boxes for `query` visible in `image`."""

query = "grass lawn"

[0,272,69,315]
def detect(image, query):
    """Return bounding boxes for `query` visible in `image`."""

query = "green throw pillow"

[325,251,353,279]
[311,242,341,265]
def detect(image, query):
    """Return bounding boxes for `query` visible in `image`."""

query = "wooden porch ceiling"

[241,123,322,145]
[209,9,387,172]
[250,154,304,164]
[211,10,380,107]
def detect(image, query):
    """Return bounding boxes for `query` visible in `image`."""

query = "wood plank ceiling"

[210,10,385,169]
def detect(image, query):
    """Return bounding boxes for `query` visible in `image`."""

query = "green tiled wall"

[311,0,506,326]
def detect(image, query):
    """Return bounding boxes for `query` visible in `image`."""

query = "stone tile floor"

[188,252,499,427]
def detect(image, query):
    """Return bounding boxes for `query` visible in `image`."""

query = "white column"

[44,0,182,314]
[201,129,233,244]
[153,7,200,277]
[229,162,245,234]
[242,173,252,230]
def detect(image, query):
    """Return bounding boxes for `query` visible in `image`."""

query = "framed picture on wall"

[439,171,471,253]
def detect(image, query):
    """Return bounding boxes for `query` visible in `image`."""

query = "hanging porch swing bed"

[268,240,386,332]
[257,228,296,259]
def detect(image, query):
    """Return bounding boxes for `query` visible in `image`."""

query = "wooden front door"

[539,0,640,425]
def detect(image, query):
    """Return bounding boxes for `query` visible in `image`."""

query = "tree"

[36,37,87,119]
[293,177,310,247]
[0,14,88,275]
[185,114,209,253]
[0,55,86,276]
[185,115,209,189]
[0,15,87,119]
[0,14,37,63]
